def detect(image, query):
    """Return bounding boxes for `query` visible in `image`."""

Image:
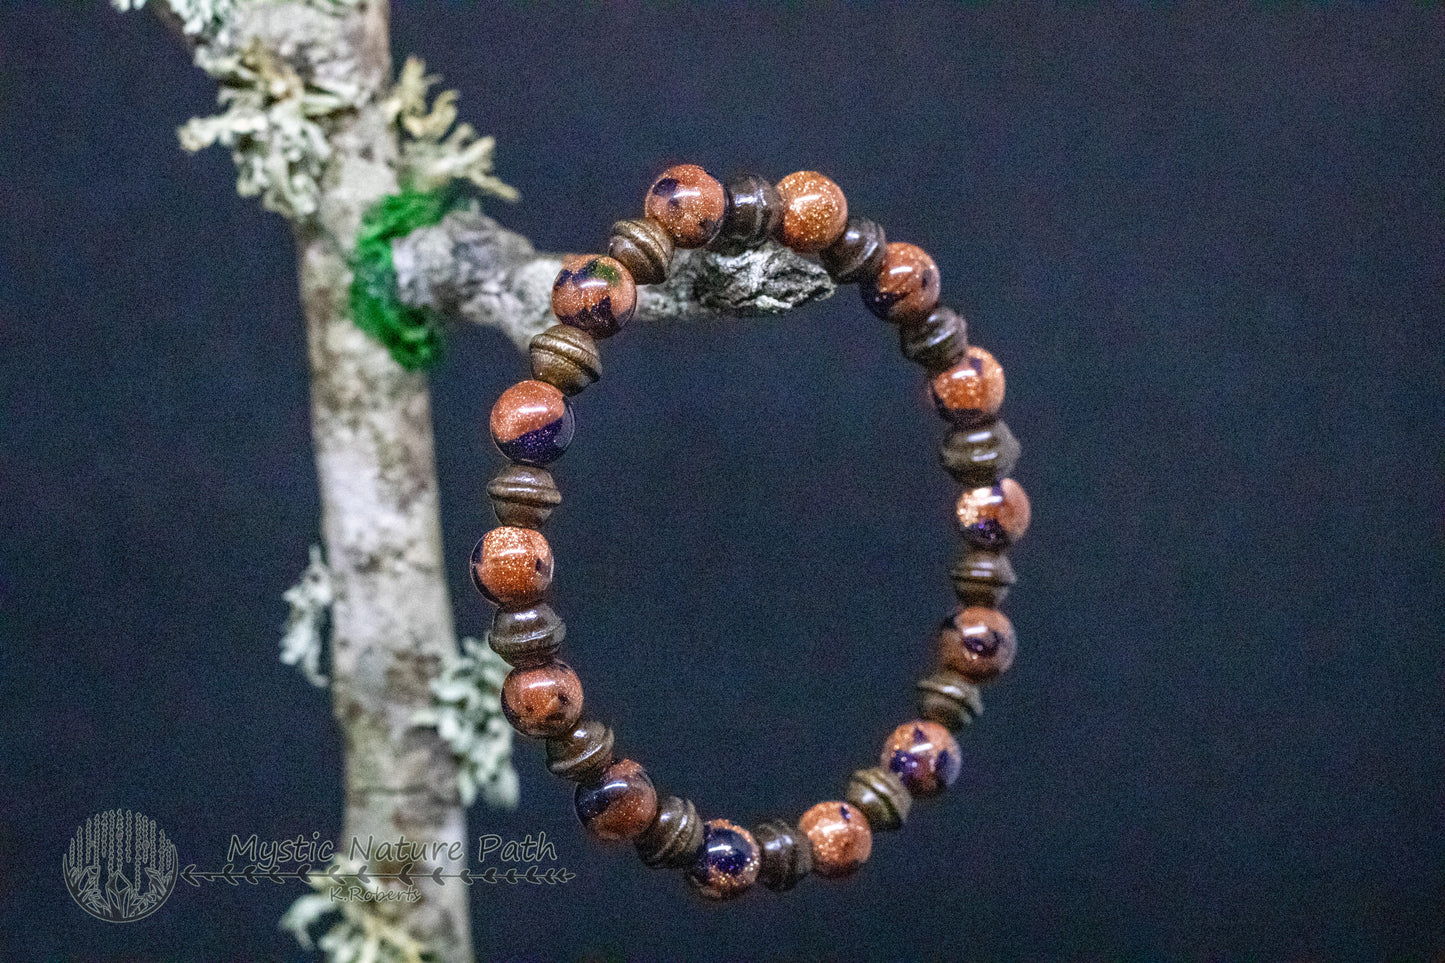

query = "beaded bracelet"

[470,164,1030,899]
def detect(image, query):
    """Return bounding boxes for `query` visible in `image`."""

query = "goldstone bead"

[930,346,1005,427]
[635,795,705,868]
[608,217,673,285]
[575,759,658,842]
[470,526,553,606]
[490,379,575,466]
[529,324,602,396]
[940,419,1020,487]
[797,802,872,879]
[819,216,887,284]
[956,478,1032,550]
[860,242,942,324]
[845,767,912,832]
[709,173,782,255]
[689,819,761,901]
[937,606,1017,683]
[551,254,637,338]
[752,820,812,892]
[774,171,848,253]
[950,548,1017,608]
[900,305,969,373]
[881,720,962,798]
[646,164,727,248]
[487,464,561,529]
[545,718,614,783]
[501,660,583,738]
[916,669,985,732]
[489,603,565,667]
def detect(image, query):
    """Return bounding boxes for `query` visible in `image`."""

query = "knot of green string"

[350,185,453,371]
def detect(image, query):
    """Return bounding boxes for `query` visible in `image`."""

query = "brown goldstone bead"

[797,802,872,879]
[774,171,848,253]
[545,718,614,783]
[900,305,969,373]
[940,419,1020,487]
[575,759,658,842]
[818,216,886,284]
[635,795,705,868]
[937,606,1017,683]
[487,464,561,529]
[469,527,553,606]
[752,820,812,892]
[709,174,782,255]
[950,548,1017,608]
[956,478,1032,550]
[645,164,727,248]
[931,345,1005,427]
[608,217,673,285]
[860,242,941,324]
[845,767,912,832]
[530,324,602,396]
[881,720,962,798]
[552,254,637,338]
[689,819,761,900]
[490,379,574,466]
[489,603,565,667]
[501,660,583,738]
[916,669,985,732]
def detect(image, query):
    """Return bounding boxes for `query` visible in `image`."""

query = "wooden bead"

[645,164,727,248]
[490,379,574,466]
[956,478,1031,550]
[881,720,962,798]
[575,758,658,842]
[529,324,601,396]
[797,802,871,879]
[950,548,1017,608]
[930,346,1005,427]
[487,464,560,529]
[608,217,673,285]
[860,242,941,324]
[552,254,636,338]
[545,718,614,783]
[915,669,984,732]
[501,660,583,738]
[774,171,848,253]
[709,173,783,255]
[845,767,912,832]
[688,819,761,901]
[489,603,565,667]
[752,819,812,892]
[937,606,1017,683]
[899,305,969,373]
[819,216,887,284]
[940,419,1019,487]
[469,527,553,606]
[635,795,704,868]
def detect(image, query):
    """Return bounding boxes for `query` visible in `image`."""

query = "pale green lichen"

[280,859,437,963]
[280,545,332,688]
[412,637,519,810]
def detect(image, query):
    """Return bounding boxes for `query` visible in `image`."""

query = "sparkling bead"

[635,795,705,868]
[501,660,583,738]
[881,720,962,798]
[845,767,912,832]
[487,464,560,529]
[860,242,941,324]
[940,419,1019,487]
[774,171,848,253]
[936,606,1017,683]
[645,164,727,248]
[608,217,673,285]
[530,324,602,396]
[915,669,984,731]
[488,603,565,667]
[930,346,1005,427]
[752,820,812,892]
[950,548,1017,608]
[470,526,553,606]
[900,305,969,373]
[575,759,658,842]
[688,819,761,901]
[797,802,872,879]
[819,216,887,284]
[956,478,1031,550]
[546,718,614,783]
[551,254,637,338]
[709,173,783,254]
[490,380,574,466]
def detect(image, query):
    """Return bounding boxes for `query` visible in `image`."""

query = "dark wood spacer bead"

[489,603,565,667]
[752,819,812,892]
[635,795,705,868]
[949,548,1017,608]
[530,324,602,396]
[608,218,673,286]
[487,464,561,529]
[899,305,969,373]
[916,669,985,731]
[545,718,615,784]
[819,216,887,285]
[845,767,912,832]
[940,419,1020,487]
[709,174,783,255]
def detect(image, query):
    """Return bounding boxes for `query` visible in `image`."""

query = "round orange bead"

[774,171,848,253]
[861,242,941,324]
[930,345,1005,426]
[955,478,1031,550]
[645,164,727,248]
[797,802,872,879]
[501,661,584,738]
[470,526,554,606]
[881,720,961,797]
[551,254,637,338]
[936,606,1017,682]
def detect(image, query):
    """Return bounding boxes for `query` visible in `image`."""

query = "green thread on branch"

[350,185,453,371]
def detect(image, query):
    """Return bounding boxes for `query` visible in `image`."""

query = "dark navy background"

[2,3,1442,960]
